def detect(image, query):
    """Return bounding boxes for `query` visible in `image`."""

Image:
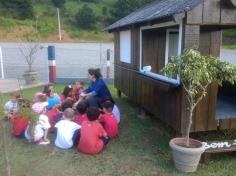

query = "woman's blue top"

[85,78,111,98]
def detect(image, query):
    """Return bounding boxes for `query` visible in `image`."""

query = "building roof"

[106,0,203,32]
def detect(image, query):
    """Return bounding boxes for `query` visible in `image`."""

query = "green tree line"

[0,0,156,30]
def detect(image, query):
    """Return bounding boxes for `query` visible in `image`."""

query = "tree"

[81,0,101,2]
[52,0,65,8]
[109,0,156,23]
[75,5,96,29]
[162,49,236,146]
[19,33,43,72]
[0,0,34,19]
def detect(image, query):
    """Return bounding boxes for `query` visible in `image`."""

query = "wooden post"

[117,89,122,98]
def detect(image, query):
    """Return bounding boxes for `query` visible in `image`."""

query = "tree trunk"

[185,107,194,147]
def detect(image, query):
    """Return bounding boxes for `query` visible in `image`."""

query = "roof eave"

[106,15,179,33]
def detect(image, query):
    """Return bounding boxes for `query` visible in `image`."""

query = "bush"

[75,5,96,29]
[51,0,65,8]
[0,0,34,20]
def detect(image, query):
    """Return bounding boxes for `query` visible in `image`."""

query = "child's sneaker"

[36,139,50,145]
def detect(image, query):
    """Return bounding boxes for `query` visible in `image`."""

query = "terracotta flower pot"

[169,137,205,172]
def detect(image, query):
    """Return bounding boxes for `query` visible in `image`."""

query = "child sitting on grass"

[25,101,51,145]
[45,97,61,132]
[60,85,73,102]
[4,91,20,120]
[74,101,88,125]
[100,101,118,139]
[54,108,81,149]
[43,84,60,99]
[11,112,29,138]
[100,97,120,124]
[56,99,74,122]
[72,81,85,101]
[78,107,109,155]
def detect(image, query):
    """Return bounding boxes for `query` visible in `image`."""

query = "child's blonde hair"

[10,91,20,99]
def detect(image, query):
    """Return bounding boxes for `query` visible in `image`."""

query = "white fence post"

[0,46,4,79]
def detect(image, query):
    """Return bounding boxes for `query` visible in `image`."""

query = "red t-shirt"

[78,121,107,155]
[45,109,59,129]
[11,114,29,136]
[100,113,118,139]
[74,114,88,125]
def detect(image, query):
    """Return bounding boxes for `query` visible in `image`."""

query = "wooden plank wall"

[183,25,236,132]
[181,27,221,133]
[142,28,166,72]
[114,28,182,132]
[187,0,236,25]
[115,65,182,131]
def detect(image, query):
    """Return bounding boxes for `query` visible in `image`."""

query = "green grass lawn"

[222,45,236,50]
[1,84,236,175]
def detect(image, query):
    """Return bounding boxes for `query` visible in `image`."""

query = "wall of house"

[182,24,236,132]
[114,28,183,132]
[187,0,236,25]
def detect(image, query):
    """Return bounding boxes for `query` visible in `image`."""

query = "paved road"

[0,42,114,82]
[0,42,235,83]
[220,49,236,64]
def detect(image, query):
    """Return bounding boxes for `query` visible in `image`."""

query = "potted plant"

[19,35,42,85]
[162,49,236,172]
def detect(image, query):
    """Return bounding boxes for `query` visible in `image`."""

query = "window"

[120,30,131,63]
[139,21,182,86]
[165,29,180,65]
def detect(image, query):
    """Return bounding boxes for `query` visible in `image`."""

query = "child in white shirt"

[25,101,51,145]
[4,92,20,119]
[55,108,81,149]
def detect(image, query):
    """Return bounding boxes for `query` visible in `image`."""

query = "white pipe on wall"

[0,46,4,79]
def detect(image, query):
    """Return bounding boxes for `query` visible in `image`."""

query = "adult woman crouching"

[81,68,112,107]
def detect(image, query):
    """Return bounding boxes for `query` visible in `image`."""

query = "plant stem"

[2,122,11,176]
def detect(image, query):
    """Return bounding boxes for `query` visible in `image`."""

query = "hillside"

[0,0,115,42]
[0,0,236,43]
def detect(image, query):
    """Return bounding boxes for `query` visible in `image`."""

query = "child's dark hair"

[87,107,100,121]
[88,68,102,79]
[102,100,114,112]
[43,84,53,97]
[76,101,88,114]
[62,85,73,97]
[100,96,115,106]
[61,99,73,112]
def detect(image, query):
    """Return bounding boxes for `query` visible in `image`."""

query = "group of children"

[3,82,120,155]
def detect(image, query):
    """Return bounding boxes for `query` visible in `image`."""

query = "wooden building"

[106,0,236,133]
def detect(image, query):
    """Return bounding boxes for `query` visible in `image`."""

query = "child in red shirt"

[72,81,84,101]
[78,107,109,155]
[74,101,88,125]
[100,101,118,139]
[60,85,73,102]
[11,113,29,138]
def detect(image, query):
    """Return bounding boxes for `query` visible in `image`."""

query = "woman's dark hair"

[61,99,73,112]
[62,85,73,97]
[88,68,102,79]
[76,101,88,114]
[87,107,100,121]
